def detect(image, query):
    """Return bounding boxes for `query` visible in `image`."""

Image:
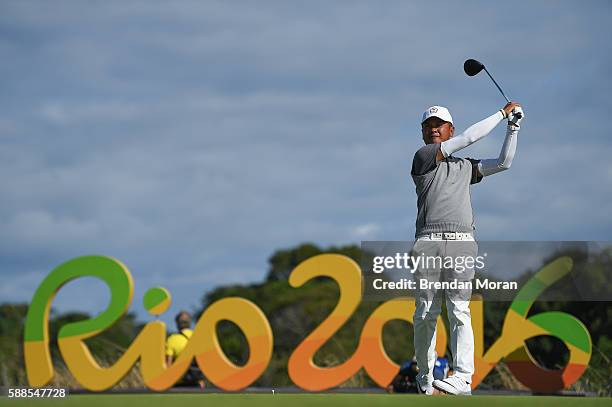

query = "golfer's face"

[422,117,453,145]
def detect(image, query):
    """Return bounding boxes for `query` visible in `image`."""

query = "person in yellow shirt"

[165,311,205,388]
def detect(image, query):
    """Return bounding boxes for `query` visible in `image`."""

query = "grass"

[1,393,611,407]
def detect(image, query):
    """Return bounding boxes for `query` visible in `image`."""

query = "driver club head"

[464,59,484,76]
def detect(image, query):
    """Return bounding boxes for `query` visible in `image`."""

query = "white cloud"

[351,223,382,239]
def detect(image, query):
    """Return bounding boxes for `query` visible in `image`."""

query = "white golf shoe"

[416,380,434,395]
[432,375,472,395]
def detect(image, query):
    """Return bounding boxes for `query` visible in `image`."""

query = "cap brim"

[422,115,452,125]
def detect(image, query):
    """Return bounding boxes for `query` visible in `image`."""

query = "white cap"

[421,106,453,125]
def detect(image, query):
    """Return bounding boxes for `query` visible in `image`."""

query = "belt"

[427,232,473,241]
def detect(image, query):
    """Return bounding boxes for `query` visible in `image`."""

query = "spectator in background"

[165,310,205,388]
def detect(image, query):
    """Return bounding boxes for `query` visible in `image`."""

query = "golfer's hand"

[502,102,521,117]
[508,106,524,128]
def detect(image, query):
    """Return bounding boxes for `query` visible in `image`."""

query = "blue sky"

[1,1,611,326]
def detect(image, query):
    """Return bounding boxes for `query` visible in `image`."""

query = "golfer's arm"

[477,125,519,176]
[438,110,504,160]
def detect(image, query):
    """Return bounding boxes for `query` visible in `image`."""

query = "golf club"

[464,58,521,118]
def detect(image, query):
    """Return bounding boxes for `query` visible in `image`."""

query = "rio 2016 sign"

[25,254,591,392]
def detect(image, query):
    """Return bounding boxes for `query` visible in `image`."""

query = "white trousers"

[412,236,476,386]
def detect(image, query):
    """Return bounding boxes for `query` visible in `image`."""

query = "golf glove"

[508,106,524,128]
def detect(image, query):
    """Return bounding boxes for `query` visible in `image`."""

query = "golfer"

[411,102,523,395]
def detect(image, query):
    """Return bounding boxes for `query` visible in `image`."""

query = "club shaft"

[483,67,510,103]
